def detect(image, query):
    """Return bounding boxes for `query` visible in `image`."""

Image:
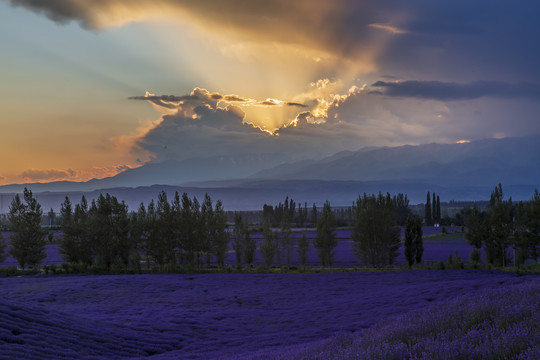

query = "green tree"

[392,193,411,226]
[190,196,204,267]
[260,221,277,267]
[0,232,7,264]
[59,196,81,264]
[242,228,257,266]
[200,193,214,267]
[404,215,423,268]
[314,200,337,267]
[436,195,441,223]
[352,192,401,268]
[465,204,487,249]
[280,212,294,267]
[211,200,229,267]
[425,192,432,226]
[145,199,165,268]
[432,192,437,224]
[525,189,540,262]
[296,231,310,269]
[486,184,513,266]
[180,192,197,266]
[130,202,149,270]
[512,201,529,266]
[8,188,46,269]
[88,194,131,269]
[233,213,244,268]
[60,196,94,265]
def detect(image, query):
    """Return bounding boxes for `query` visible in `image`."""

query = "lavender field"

[0,270,538,359]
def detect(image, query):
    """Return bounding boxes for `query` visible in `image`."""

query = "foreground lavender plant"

[242,281,539,360]
[0,271,537,359]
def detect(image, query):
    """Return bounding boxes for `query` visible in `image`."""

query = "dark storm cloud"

[10,0,540,82]
[371,81,540,101]
[7,0,91,26]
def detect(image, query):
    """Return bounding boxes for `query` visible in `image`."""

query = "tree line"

[2,185,538,271]
[2,189,419,270]
[465,184,540,267]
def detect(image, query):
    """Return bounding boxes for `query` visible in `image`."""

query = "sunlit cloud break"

[129,86,337,136]
[368,23,407,35]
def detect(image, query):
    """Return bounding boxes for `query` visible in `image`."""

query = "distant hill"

[1,135,539,211]
[0,153,291,194]
[250,135,540,186]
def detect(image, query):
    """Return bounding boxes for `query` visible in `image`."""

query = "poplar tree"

[314,201,337,267]
[425,192,432,226]
[200,193,214,267]
[525,189,540,262]
[233,213,244,268]
[0,232,7,264]
[60,196,78,263]
[404,215,423,268]
[242,227,257,266]
[8,188,46,269]
[486,184,513,266]
[436,195,441,223]
[280,212,294,267]
[432,192,437,223]
[211,200,229,267]
[352,193,401,268]
[297,231,310,269]
[260,220,277,267]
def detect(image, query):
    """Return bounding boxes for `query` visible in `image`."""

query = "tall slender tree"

[425,192,432,226]
[280,211,294,267]
[436,195,441,223]
[352,193,401,268]
[233,213,244,268]
[200,193,214,267]
[392,193,411,226]
[525,189,540,262]
[0,231,7,264]
[211,200,229,267]
[314,201,337,267]
[260,220,278,268]
[297,231,310,269]
[486,184,513,266]
[404,215,423,267]
[8,188,46,269]
[432,192,437,223]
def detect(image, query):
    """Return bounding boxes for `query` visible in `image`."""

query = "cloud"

[129,84,373,161]
[11,1,540,87]
[371,80,540,101]
[128,78,540,166]
[17,165,139,183]
[4,0,385,66]
[368,23,407,35]
[20,168,77,181]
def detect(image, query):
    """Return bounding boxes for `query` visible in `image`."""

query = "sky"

[1,0,540,185]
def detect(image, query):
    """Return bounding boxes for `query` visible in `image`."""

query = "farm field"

[0,270,538,359]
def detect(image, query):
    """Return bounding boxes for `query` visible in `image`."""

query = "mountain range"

[1,135,539,211]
